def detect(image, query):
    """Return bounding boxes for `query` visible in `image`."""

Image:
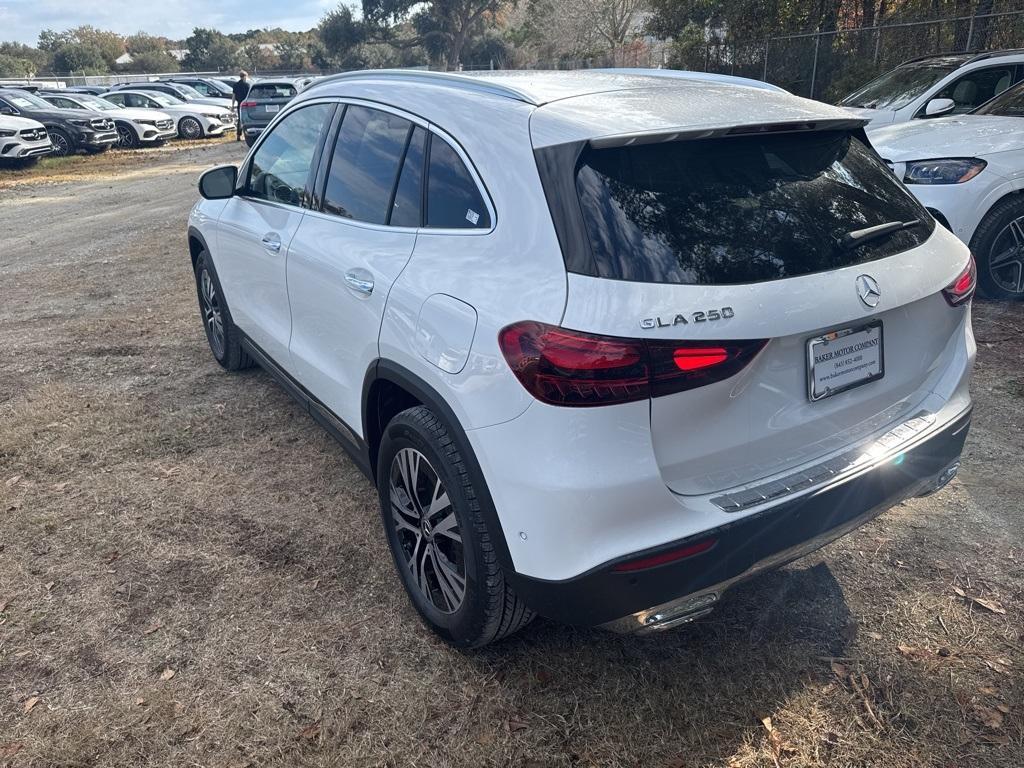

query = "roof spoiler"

[589,117,870,149]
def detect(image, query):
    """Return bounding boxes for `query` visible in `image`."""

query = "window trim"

[915,64,1016,119]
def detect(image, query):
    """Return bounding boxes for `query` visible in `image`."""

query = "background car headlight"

[68,118,90,127]
[903,158,987,185]
[136,119,155,126]
[0,129,14,137]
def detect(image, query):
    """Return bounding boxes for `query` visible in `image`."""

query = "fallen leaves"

[143,622,162,636]
[23,696,39,713]
[159,668,176,681]
[298,722,321,740]
[0,743,23,759]
[972,704,1005,730]
[952,586,1007,615]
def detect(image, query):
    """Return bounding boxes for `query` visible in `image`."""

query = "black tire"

[244,135,256,148]
[377,406,534,648]
[48,128,72,157]
[969,195,1024,301]
[193,250,253,371]
[115,122,139,149]
[178,117,204,140]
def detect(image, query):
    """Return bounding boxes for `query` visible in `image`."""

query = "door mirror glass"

[924,97,955,117]
[0,105,14,115]
[199,165,238,199]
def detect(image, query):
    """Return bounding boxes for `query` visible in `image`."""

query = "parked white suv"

[187,70,976,647]
[38,91,176,148]
[0,114,51,164]
[839,50,1024,128]
[101,90,234,139]
[871,80,1024,300]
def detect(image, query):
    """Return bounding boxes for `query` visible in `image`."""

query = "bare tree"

[580,0,647,66]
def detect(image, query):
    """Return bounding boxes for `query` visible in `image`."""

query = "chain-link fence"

[698,10,1024,102]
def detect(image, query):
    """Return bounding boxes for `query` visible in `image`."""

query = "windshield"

[5,91,53,110]
[973,82,1024,117]
[78,95,120,111]
[839,62,960,111]
[148,93,182,106]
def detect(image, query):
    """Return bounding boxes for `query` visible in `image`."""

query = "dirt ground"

[0,140,1022,768]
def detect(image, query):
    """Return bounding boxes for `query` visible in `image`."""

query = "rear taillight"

[498,321,767,407]
[239,100,256,108]
[942,256,976,306]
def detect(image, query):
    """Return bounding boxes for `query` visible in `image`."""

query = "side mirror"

[924,97,956,117]
[198,165,237,200]
[0,106,15,115]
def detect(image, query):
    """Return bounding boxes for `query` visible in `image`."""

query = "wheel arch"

[362,359,515,569]
[187,226,209,270]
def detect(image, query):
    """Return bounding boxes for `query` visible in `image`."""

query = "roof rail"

[303,69,538,105]
[965,48,1024,64]
[898,51,977,66]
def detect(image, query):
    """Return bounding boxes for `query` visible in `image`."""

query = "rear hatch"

[241,82,297,127]
[536,125,970,497]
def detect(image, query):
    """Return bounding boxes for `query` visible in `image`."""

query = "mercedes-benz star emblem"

[856,274,881,308]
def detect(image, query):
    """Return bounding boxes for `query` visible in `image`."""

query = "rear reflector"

[612,538,717,572]
[942,255,976,306]
[498,321,767,407]
[240,101,256,108]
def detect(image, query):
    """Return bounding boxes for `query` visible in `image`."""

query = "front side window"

[246,103,333,207]
[425,137,490,229]
[104,93,125,106]
[934,67,1014,113]
[839,62,962,111]
[322,105,413,224]
[570,130,933,285]
[974,81,1024,116]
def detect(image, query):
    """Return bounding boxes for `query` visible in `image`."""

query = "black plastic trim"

[506,408,972,627]
[240,334,373,478]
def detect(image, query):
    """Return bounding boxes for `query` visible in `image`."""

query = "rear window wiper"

[842,219,922,249]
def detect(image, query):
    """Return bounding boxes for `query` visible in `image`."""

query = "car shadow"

[469,561,852,763]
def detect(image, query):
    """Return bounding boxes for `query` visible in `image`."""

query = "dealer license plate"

[807,322,884,401]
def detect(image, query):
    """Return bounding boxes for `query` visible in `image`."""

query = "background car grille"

[19,128,47,141]
[156,119,173,130]
[90,118,114,131]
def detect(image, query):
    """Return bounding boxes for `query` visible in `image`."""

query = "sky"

[0,0,339,45]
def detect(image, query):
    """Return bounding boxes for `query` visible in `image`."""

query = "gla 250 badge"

[640,307,735,330]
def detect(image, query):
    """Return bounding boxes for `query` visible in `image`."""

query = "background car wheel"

[178,117,204,140]
[47,129,72,157]
[193,250,253,371]
[244,135,256,148]
[377,406,534,648]
[970,196,1024,301]
[115,123,139,149]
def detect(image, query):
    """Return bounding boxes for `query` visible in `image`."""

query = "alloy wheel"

[115,124,135,149]
[180,118,202,140]
[199,269,225,358]
[49,131,70,156]
[988,217,1024,296]
[389,447,466,614]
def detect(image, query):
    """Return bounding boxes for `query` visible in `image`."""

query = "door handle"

[344,270,374,297]
[261,233,282,253]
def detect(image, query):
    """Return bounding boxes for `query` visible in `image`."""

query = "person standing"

[231,71,251,141]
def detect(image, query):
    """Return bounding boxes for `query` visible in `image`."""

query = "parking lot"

[0,142,1022,767]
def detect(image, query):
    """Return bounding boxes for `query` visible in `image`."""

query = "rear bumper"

[506,407,971,631]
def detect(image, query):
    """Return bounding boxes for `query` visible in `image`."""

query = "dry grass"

[0,144,1022,767]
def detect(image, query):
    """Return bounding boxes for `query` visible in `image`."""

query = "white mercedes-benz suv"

[187,70,976,647]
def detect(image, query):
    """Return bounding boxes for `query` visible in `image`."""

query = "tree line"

[1,0,1019,95]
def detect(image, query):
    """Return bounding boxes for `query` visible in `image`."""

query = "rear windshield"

[570,130,933,285]
[248,84,297,100]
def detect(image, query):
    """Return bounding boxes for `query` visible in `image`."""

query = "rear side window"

[249,83,297,100]
[426,137,489,229]
[570,131,933,285]
[323,105,413,224]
